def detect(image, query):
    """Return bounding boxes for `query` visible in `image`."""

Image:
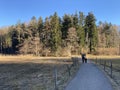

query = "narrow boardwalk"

[65,62,113,90]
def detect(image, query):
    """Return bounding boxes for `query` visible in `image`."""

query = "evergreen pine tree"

[85,12,98,53]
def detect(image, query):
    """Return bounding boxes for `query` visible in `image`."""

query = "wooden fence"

[95,58,120,78]
[53,57,80,90]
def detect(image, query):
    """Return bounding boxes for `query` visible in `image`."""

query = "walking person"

[81,53,87,63]
[81,53,85,63]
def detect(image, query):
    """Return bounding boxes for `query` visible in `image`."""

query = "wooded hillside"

[0,12,120,56]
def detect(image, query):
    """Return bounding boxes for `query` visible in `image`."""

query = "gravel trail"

[65,62,113,90]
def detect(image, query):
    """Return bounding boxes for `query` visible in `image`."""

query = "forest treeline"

[0,12,120,56]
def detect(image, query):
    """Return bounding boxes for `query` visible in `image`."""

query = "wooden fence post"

[72,57,75,66]
[110,61,112,78]
[104,60,106,71]
[54,66,58,90]
[66,64,71,76]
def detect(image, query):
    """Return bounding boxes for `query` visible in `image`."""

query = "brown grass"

[0,55,79,90]
[87,54,120,59]
[96,48,119,55]
[0,55,71,63]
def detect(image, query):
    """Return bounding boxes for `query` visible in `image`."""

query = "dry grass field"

[1,55,119,90]
[0,55,80,90]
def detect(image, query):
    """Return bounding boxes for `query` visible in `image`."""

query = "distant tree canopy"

[0,12,120,56]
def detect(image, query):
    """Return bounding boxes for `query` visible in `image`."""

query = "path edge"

[96,64,120,90]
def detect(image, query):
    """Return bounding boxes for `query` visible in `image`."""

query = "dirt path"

[65,61,113,90]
